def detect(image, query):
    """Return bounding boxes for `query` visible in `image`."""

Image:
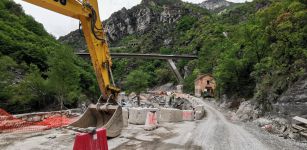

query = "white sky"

[13,0,251,38]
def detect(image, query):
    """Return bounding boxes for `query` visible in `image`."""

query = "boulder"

[194,105,204,112]
[32,115,42,122]
[195,111,205,120]
[235,101,259,121]
[253,118,273,127]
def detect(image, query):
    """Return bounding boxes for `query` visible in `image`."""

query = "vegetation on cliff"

[182,0,306,111]
[0,0,306,113]
[0,0,99,113]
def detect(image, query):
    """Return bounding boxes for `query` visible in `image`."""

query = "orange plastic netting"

[0,108,77,133]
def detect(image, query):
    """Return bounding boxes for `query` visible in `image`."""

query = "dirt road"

[1,98,306,150]
[110,98,306,150]
[184,100,269,150]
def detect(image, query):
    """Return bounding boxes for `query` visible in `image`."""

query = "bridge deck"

[76,53,198,60]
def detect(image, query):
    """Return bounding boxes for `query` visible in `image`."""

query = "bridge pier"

[167,59,183,83]
[76,53,197,84]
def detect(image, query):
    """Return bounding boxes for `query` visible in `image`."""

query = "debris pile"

[291,116,307,141]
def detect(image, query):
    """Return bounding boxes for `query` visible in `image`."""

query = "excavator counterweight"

[23,0,123,137]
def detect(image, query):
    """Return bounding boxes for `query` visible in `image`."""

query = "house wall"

[194,75,216,97]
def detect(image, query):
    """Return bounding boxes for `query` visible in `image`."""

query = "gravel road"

[187,100,269,150]
[111,98,307,150]
[1,98,306,150]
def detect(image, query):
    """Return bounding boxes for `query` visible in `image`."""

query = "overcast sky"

[14,0,251,38]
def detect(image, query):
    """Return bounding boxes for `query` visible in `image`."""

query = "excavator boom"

[23,0,123,137]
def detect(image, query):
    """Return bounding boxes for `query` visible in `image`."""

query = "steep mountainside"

[60,0,209,88]
[0,0,99,113]
[3,0,305,118]
[198,0,234,12]
[273,74,307,118]
[60,0,208,53]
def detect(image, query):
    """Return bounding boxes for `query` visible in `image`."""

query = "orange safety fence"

[0,108,78,133]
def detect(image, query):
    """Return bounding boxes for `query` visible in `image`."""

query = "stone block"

[194,105,204,112]
[159,108,182,122]
[182,110,194,121]
[195,111,204,120]
[32,115,42,122]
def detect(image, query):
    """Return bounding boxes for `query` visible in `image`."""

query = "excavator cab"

[23,0,123,137]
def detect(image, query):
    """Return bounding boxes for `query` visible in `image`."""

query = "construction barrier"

[73,128,108,150]
[129,108,159,125]
[0,108,77,133]
[122,108,129,127]
[159,108,182,122]
[182,110,194,121]
[144,111,158,131]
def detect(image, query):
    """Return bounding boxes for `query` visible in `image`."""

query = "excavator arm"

[24,0,120,100]
[23,0,123,137]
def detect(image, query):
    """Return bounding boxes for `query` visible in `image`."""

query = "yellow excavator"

[23,0,123,137]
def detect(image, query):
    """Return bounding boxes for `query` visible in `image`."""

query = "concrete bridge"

[76,53,197,60]
[76,53,198,83]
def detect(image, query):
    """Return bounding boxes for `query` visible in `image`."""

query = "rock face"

[273,75,307,118]
[59,0,201,51]
[235,100,260,121]
[199,0,233,11]
[104,2,185,42]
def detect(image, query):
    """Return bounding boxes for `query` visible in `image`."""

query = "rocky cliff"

[273,74,307,118]
[58,0,209,89]
[59,0,207,52]
[104,2,186,42]
[199,0,234,11]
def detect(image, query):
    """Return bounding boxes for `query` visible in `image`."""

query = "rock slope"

[59,0,207,52]
[199,0,233,10]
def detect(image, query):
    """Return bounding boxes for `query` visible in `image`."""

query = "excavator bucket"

[68,104,123,138]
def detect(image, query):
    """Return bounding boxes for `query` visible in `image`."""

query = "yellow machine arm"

[23,0,123,137]
[23,0,120,101]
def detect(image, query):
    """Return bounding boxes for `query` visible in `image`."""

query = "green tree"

[183,69,200,94]
[177,16,197,31]
[0,56,17,101]
[155,68,176,84]
[125,70,150,106]
[47,48,81,109]
[12,65,49,109]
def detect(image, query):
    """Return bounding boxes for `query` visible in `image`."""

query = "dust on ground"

[1,99,306,150]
